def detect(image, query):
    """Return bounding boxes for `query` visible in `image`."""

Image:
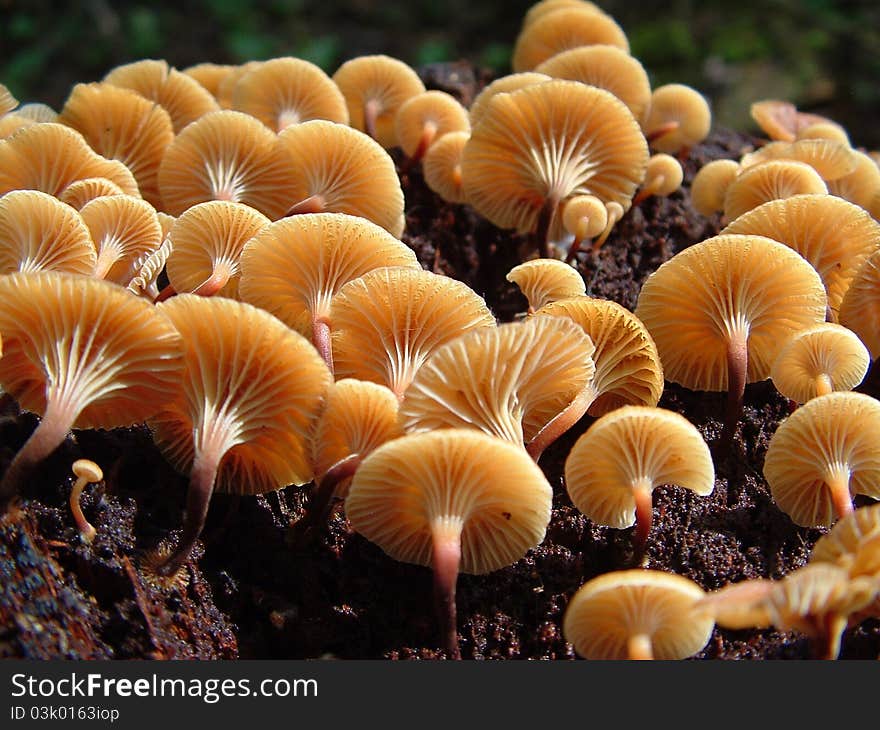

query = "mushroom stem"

[816,613,847,660]
[590,203,624,255]
[565,217,595,264]
[533,195,560,260]
[627,632,654,660]
[631,480,654,566]
[645,120,680,145]
[312,316,334,376]
[719,329,749,463]
[70,460,102,544]
[286,194,326,217]
[303,453,362,528]
[410,121,438,164]
[92,248,122,281]
[154,283,178,303]
[191,263,232,298]
[526,384,597,462]
[0,395,77,505]
[633,176,665,206]
[826,466,854,521]
[363,99,381,141]
[815,373,833,397]
[431,515,463,660]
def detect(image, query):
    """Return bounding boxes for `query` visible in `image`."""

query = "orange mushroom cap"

[59,177,126,210]
[811,503,880,568]
[182,62,237,100]
[690,159,740,217]
[506,258,586,312]
[0,83,18,116]
[394,90,470,161]
[643,84,712,155]
[827,150,880,211]
[467,72,551,130]
[724,159,828,222]
[739,138,856,182]
[422,130,470,205]
[839,249,880,359]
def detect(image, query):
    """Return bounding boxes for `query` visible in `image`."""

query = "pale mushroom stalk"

[431,515,464,660]
[565,214,602,264]
[92,244,124,281]
[815,373,833,397]
[70,459,102,544]
[525,383,596,462]
[410,120,439,164]
[627,632,654,660]
[631,478,654,565]
[363,99,381,141]
[633,174,669,206]
[287,194,326,217]
[825,462,855,520]
[190,261,233,298]
[645,120,679,145]
[590,202,624,255]
[720,327,749,458]
[312,315,334,375]
[817,613,848,660]
[534,194,560,259]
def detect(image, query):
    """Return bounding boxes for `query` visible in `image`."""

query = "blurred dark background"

[3,0,879,147]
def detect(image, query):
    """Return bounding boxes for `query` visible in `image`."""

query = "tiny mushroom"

[345,429,553,659]
[560,194,609,261]
[632,153,684,206]
[749,99,840,143]
[689,159,740,217]
[739,138,856,182]
[564,406,714,564]
[59,177,126,211]
[394,90,470,165]
[723,159,828,222]
[563,569,714,660]
[763,391,880,526]
[422,130,470,205]
[506,258,586,313]
[69,458,102,544]
[642,83,711,156]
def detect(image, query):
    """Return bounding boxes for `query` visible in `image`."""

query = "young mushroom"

[560,195,608,261]
[689,159,740,217]
[634,234,827,456]
[564,406,714,564]
[749,99,841,143]
[394,90,470,165]
[506,258,586,313]
[770,323,869,404]
[839,249,880,359]
[345,429,553,659]
[763,391,880,526]
[422,131,470,205]
[632,153,684,206]
[59,177,126,211]
[722,160,828,222]
[148,296,332,577]
[69,458,102,544]
[0,271,184,502]
[739,138,856,183]
[642,83,711,156]
[563,569,714,660]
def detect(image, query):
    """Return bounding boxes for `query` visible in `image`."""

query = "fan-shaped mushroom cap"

[511,6,630,73]
[770,323,869,403]
[764,391,880,527]
[643,84,711,155]
[811,503,880,568]
[311,378,402,496]
[276,120,405,236]
[345,429,553,575]
[0,123,140,198]
[150,295,332,494]
[839,250,880,359]
[564,405,714,528]
[563,569,713,660]
[635,234,827,392]
[522,0,600,28]
[232,56,349,132]
[536,297,663,417]
[749,99,840,143]
[15,103,57,123]
[0,83,17,116]
[238,212,418,338]
[165,200,271,300]
[797,121,851,146]
[58,82,174,208]
[467,72,551,129]
[215,62,262,110]
[0,190,96,276]
[827,150,880,211]
[330,267,496,398]
[460,80,648,242]
[59,177,126,210]
[401,315,595,445]
[535,45,652,125]
[740,139,856,182]
[724,159,828,221]
[0,271,184,494]
[507,258,586,312]
[722,194,880,319]
[634,153,684,205]
[394,90,470,161]
[0,113,36,139]
[422,130,469,204]
[157,110,295,218]
[79,194,163,284]
[690,159,740,217]
[331,54,425,149]
[182,62,237,100]
[104,58,220,134]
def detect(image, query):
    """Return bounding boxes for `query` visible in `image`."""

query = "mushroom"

[422,131,470,204]
[0,190,96,276]
[827,150,880,211]
[535,44,652,125]
[724,160,829,222]
[238,212,419,372]
[506,258,586,313]
[559,195,609,261]
[231,56,349,132]
[721,193,880,321]
[0,271,184,501]
[0,123,140,198]
[467,72,551,129]
[763,391,880,526]
[160,200,271,301]
[522,0,600,28]
[460,80,647,257]
[693,579,775,630]
[331,55,426,148]
[394,90,470,165]
[156,110,296,219]
[562,569,714,660]
[839,249,880,359]
[69,458,102,544]
[306,378,402,525]
[148,295,332,577]
[79,194,163,284]
[739,138,856,182]
[564,406,714,564]
[0,83,17,116]
[770,323,869,403]
[15,103,58,124]
[400,315,596,460]
[511,5,629,72]
[59,177,126,211]
[632,153,684,206]
[104,58,220,134]
[215,62,263,110]
[811,503,880,568]
[689,159,740,217]
[749,99,841,143]
[642,83,712,156]
[276,120,405,237]
[797,121,851,146]
[634,234,827,455]
[345,429,553,659]
[536,296,664,417]
[58,82,175,208]
[330,267,496,399]
[182,62,237,100]
[0,114,36,139]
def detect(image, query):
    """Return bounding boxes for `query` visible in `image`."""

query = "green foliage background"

[2,0,879,146]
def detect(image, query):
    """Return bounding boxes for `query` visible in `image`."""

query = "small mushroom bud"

[69,459,102,544]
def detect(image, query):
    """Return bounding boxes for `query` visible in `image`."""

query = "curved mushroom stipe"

[720,331,749,468]
[645,120,680,145]
[590,202,624,255]
[525,384,595,462]
[432,518,463,660]
[190,264,232,298]
[287,194,326,217]
[534,195,560,259]
[70,459,102,544]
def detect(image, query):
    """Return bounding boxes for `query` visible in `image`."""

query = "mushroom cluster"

[2,0,880,662]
